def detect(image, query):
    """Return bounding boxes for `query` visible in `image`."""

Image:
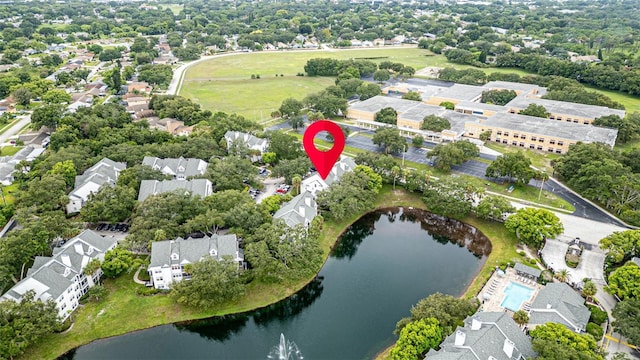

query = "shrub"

[518,250,526,256]
[135,287,160,296]
[588,305,608,325]
[586,322,604,339]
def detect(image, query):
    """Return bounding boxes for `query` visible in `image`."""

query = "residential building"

[426,312,536,360]
[301,157,357,196]
[146,118,194,136]
[66,158,126,214]
[0,230,118,320]
[464,112,618,153]
[142,156,208,180]
[224,131,269,162]
[274,191,317,228]
[148,234,244,290]
[138,179,213,202]
[127,81,152,95]
[528,283,591,333]
[0,145,37,185]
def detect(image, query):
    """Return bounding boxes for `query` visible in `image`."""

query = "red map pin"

[303,120,345,180]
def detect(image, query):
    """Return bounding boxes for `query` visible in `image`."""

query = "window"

[496,131,502,135]
[538,138,545,143]
[548,147,554,152]
[549,140,556,145]
[584,121,590,125]
[61,303,67,310]
[502,140,508,144]
[171,265,180,270]
[509,110,516,114]
[519,142,525,147]
[529,144,535,149]
[171,253,179,261]
[512,141,518,145]
[537,145,543,150]
[520,135,526,139]
[566,118,572,122]
[558,141,564,146]
[504,132,509,136]
[550,116,555,120]
[573,119,579,123]
[156,277,163,282]
[495,138,501,143]
[513,133,519,138]
[154,270,161,274]
[557,117,562,121]
[530,136,537,141]
[555,149,562,154]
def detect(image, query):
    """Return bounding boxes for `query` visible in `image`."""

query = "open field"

[180,47,435,118]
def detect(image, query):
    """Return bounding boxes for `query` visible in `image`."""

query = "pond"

[61,207,490,360]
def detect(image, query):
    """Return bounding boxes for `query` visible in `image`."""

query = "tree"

[422,177,481,218]
[98,48,122,62]
[354,165,383,194]
[83,258,102,277]
[31,104,65,130]
[356,82,381,101]
[47,160,77,189]
[612,298,640,346]
[374,107,397,125]
[606,262,640,300]
[412,135,424,147]
[390,318,443,360]
[42,89,71,104]
[316,171,376,220]
[485,151,535,185]
[262,152,276,165]
[373,69,391,82]
[208,156,259,191]
[271,157,311,184]
[137,64,173,87]
[594,115,639,144]
[582,280,597,302]
[599,230,640,265]
[372,127,406,154]
[101,247,134,278]
[279,98,304,118]
[554,269,570,283]
[85,284,108,302]
[480,89,517,105]
[81,185,137,223]
[421,115,451,132]
[171,256,245,309]
[513,310,529,327]
[439,101,455,110]
[12,87,33,106]
[395,293,478,335]
[519,103,550,118]
[429,141,479,172]
[288,115,304,131]
[475,195,515,221]
[504,208,564,248]
[530,323,603,360]
[402,91,422,101]
[0,291,60,359]
[267,131,303,161]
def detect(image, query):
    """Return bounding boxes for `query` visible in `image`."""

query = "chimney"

[299,205,306,218]
[503,339,515,358]
[471,317,482,330]
[454,330,466,346]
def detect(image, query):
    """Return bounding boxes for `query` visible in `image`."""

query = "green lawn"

[0,146,23,156]
[1,183,18,205]
[160,4,183,15]
[484,142,560,174]
[180,48,435,119]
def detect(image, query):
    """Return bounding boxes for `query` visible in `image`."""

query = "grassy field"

[160,4,183,15]
[180,47,435,119]
[0,146,22,156]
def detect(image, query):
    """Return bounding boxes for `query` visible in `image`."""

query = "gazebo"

[514,262,541,280]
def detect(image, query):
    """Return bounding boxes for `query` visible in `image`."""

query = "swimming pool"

[500,281,534,311]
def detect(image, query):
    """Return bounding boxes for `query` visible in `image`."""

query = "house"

[514,262,541,280]
[528,283,591,333]
[224,131,269,162]
[273,191,317,228]
[67,158,126,214]
[141,156,208,180]
[127,82,152,95]
[0,230,118,320]
[301,157,357,196]
[148,234,244,290]
[0,145,36,185]
[147,118,194,136]
[138,179,213,202]
[426,312,536,360]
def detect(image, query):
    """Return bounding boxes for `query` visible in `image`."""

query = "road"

[0,114,31,145]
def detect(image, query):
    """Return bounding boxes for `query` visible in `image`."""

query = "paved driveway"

[541,238,606,285]
[541,239,568,274]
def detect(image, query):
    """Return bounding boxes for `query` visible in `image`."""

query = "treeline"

[304,58,378,77]
[553,142,640,226]
[496,52,640,96]
[438,68,626,110]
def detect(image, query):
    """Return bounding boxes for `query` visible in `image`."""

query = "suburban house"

[273,191,317,228]
[148,234,244,290]
[127,81,152,95]
[138,179,213,202]
[527,283,591,333]
[66,158,126,214]
[426,312,536,360]
[142,156,208,180]
[146,117,194,136]
[224,131,269,162]
[301,156,357,196]
[0,230,118,321]
[0,145,41,185]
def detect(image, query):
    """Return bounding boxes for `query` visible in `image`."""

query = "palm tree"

[513,310,529,327]
[391,166,400,190]
[554,269,570,283]
[582,280,597,302]
[292,175,302,196]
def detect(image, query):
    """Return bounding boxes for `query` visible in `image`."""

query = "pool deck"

[477,267,542,313]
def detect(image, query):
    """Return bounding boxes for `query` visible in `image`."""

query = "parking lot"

[93,223,130,242]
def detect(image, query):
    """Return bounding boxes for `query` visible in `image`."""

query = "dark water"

[62,207,490,360]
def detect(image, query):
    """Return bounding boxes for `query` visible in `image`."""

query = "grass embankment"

[180,47,434,119]
[0,146,23,156]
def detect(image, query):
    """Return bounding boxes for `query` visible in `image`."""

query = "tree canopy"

[504,208,564,248]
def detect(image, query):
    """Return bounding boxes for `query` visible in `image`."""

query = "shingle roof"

[149,234,243,268]
[274,191,318,227]
[529,283,590,332]
[69,158,126,202]
[141,156,208,179]
[138,179,212,201]
[426,312,536,360]
[514,262,541,278]
[224,131,268,149]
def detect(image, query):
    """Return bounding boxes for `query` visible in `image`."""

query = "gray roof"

[274,191,318,227]
[506,96,626,120]
[1,230,117,302]
[455,100,508,113]
[397,103,447,124]
[483,81,546,95]
[138,179,212,202]
[426,312,536,360]
[476,112,618,147]
[632,257,640,267]
[325,156,357,186]
[149,234,243,268]
[141,156,208,179]
[68,157,126,202]
[514,262,541,278]
[349,96,424,114]
[441,110,484,135]
[224,131,268,149]
[529,283,590,332]
[432,83,485,102]
[0,145,36,183]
